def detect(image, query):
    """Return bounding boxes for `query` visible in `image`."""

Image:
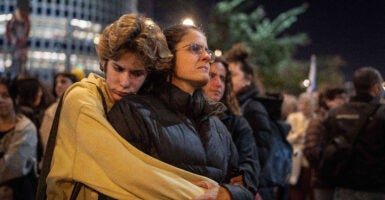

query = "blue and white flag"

[306,54,317,95]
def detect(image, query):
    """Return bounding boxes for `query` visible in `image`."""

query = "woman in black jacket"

[108,25,252,199]
[202,56,260,197]
[225,43,293,200]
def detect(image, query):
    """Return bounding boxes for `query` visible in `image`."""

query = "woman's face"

[172,30,213,94]
[0,84,14,117]
[298,96,314,117]
[32,88,43,107]
[229,62,249,95]
[202,62,227,102]
[105,52,148,102]
[55,75,74,98]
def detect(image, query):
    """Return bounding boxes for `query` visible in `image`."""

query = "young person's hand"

[230,175,243,186]
[193,181,231,200]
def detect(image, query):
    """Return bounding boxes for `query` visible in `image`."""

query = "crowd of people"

[1,13,384,200]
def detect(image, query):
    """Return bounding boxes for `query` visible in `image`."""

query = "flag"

[306,54,317,95]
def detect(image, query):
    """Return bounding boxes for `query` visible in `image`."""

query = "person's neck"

[0,113,16,132]
[171,78,195,95]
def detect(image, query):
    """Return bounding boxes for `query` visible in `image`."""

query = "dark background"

[146,0,385,80]
[259,0,385,80]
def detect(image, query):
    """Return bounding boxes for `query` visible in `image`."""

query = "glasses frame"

[175,43,215,64]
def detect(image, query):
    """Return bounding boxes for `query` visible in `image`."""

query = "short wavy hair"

[96,14,173,73]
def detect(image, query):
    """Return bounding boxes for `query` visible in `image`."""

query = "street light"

[182,18,195,26]
[214,49,222,57]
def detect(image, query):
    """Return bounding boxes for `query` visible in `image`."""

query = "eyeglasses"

[175,43,215,64]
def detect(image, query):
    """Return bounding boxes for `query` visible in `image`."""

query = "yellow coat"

[47,73,215,200]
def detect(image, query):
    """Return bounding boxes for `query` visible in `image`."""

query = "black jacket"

[237,85,292,188]
[221,111,260,194]
[322,94,385,192]
[108,83,254,199]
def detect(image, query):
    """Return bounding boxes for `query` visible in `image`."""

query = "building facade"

[0,0,137,82]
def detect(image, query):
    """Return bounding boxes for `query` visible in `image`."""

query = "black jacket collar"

[156,82,226,120]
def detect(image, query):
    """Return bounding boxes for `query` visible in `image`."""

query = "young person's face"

[229,62,249,95]
[105,52,147,102]
[0,84,14,117]
[202,62,227,102]
[172,30,213,94]
[55,75,74,98]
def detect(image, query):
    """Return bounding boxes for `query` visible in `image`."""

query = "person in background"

[304,86,348,200]
[201,56,260,197]
[11,77,54,165]
[225,43,293,200]
[316,67,385,200]
[108,24,252,200]
[12,77,45,129]
[281,93,298,120]
[0,78,38,200]
[43,14,217,199]
[39,72,78,154]
[286,92,316,200]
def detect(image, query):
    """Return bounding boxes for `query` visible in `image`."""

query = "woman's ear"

[245,74,253,86]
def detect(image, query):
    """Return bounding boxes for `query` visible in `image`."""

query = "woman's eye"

[131,70,146,77]
[190,44,202,52]
[113,65,124,72]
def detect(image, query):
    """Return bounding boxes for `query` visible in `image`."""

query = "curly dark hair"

[211,56,241,115]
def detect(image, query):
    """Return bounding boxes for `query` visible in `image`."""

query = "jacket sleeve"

[242,100,272,168]
[221,115,257,200]
[0,117,37,183]
[222,183,255,200]
[303,114,326,168]
[231,115,260,194]
[47,85,214,200]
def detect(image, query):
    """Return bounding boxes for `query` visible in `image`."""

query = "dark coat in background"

[237,85,293,199]
[320,94,385,192]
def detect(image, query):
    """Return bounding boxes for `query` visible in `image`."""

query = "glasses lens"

[189,43,202,54]
[206,50,215,63]
[188,43,215,63]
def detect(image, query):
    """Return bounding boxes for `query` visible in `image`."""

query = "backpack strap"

[36,83,109,200]
[36,95,64,200]
[338,103,380,146]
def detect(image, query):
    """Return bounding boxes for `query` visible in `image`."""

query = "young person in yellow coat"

[44,14,218,200]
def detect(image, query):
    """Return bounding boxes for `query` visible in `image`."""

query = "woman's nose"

[120,75,131,88]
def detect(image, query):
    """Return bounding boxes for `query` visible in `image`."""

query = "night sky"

[257,0,385,80]
[149,0,385,80]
